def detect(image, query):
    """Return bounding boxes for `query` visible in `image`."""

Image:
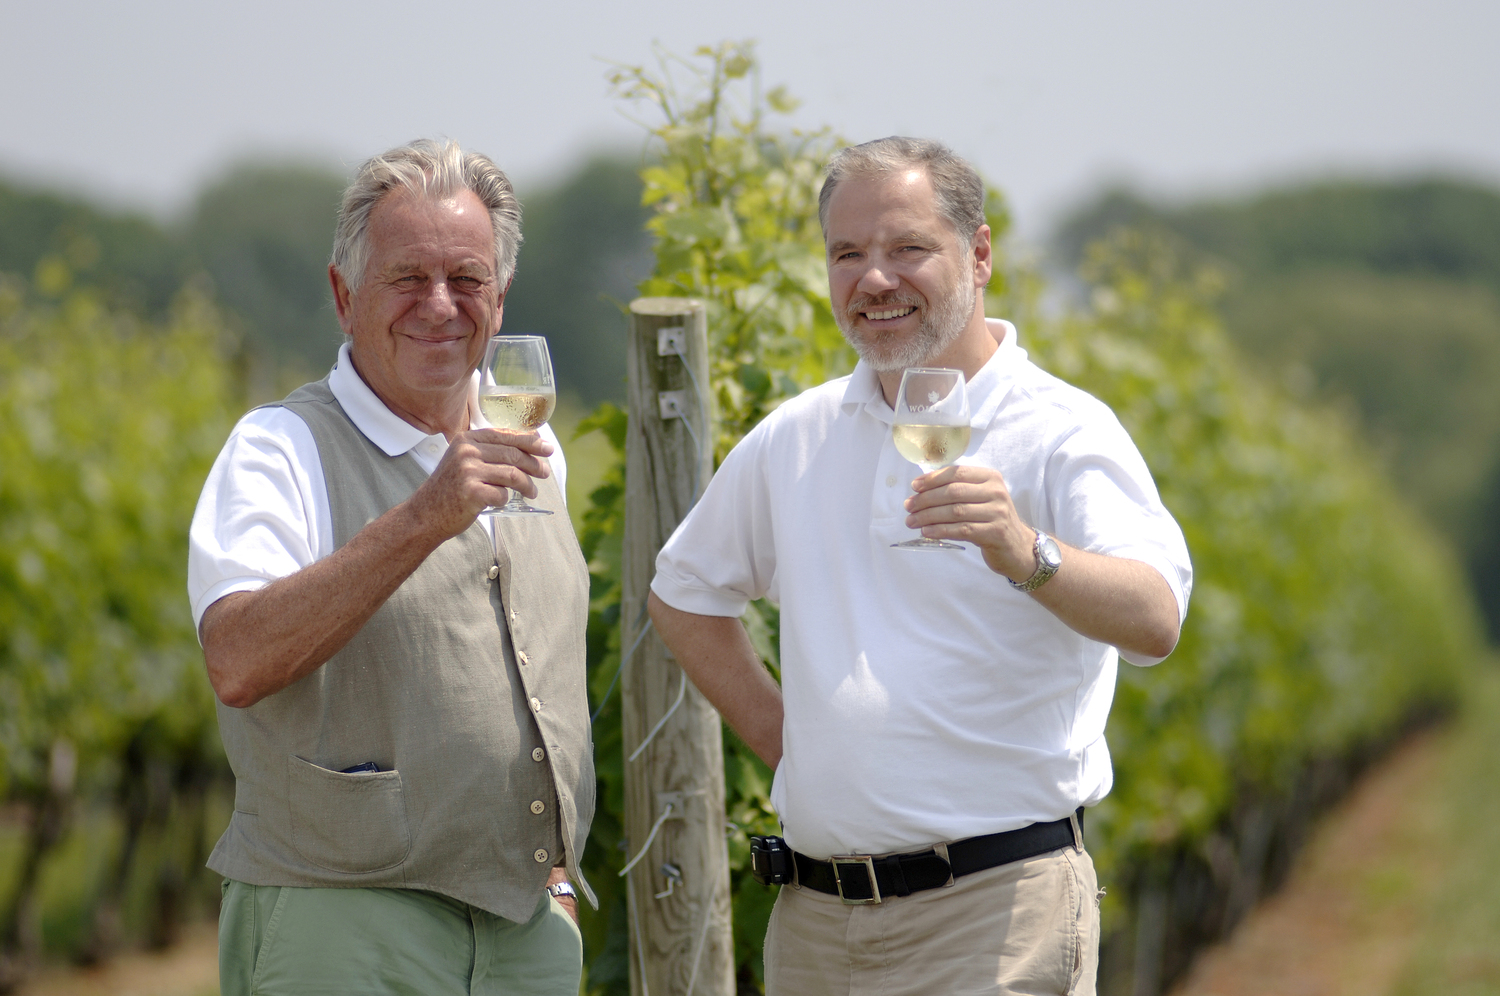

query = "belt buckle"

[830,854,881,905]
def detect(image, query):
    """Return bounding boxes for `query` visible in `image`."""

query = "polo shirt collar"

[839,318,1024,426]
[328,342,453,457]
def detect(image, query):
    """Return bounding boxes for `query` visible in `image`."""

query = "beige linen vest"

[206,379,596,920]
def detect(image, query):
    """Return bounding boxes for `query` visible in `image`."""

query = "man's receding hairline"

[818,136,986,249]
[359,187,503,282]
[823,170,966,246]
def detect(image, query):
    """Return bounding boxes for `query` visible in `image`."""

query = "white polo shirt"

[188,342,566,631]
[651,320,1191,859]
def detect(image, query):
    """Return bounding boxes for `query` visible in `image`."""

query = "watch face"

[1038,534,1063,570]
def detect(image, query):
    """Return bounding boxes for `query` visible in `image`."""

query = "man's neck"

[348,350,472,441]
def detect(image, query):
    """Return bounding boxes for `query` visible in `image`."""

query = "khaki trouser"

[765,846,1100,996]
[218,879,582,996]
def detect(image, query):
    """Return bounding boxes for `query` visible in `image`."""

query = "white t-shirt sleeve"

[1045,409,1193,666]
[651,424,777,618]
[187,407,332,633]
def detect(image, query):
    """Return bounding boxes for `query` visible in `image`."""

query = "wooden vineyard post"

[620,297,734,996]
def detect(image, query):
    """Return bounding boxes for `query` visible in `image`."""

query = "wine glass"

[890,367,971,551]
[477,335,557,516]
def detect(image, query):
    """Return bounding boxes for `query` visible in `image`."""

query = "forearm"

[903,466,1181,660]
[647,592,784,769]
[201,500,447,707]
[1027,543,1180,660]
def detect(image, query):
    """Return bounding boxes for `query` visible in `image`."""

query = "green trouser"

[219,879,582,996]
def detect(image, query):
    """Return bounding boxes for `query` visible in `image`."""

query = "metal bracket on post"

[658,391,689,420]
[657,326,687,356]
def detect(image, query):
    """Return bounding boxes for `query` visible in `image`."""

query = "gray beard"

[836,278,977,373]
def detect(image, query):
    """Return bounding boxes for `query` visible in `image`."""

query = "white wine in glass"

[891,367,970,551]
[478,335,556,516]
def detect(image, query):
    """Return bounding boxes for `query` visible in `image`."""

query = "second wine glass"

[477,335,556,517]
[890,367,970,551]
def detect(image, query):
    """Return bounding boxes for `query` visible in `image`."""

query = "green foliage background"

[1055,183,1500,641]
[0,271,237,968]
[0,276,233,802]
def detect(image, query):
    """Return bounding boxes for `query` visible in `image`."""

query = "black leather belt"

[792,810,1082,905]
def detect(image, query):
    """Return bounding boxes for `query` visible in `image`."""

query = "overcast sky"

[3,0,1496,239]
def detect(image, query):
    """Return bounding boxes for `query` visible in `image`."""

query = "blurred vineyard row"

[1,41,1496,996]
[0,281,237,989]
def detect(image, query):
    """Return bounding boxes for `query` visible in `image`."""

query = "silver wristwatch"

[1010,530,1062,592]
[547,881,577,900]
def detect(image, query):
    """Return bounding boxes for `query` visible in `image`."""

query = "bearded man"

[647,137,1192,995]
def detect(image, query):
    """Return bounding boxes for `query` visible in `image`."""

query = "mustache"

[843,293,923,321]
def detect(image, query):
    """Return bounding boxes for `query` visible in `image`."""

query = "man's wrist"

[1010,530,1063,592]
[546,881,577,900]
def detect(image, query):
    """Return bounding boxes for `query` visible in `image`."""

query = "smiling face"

[330,186,503,433]
[824,169,991,375]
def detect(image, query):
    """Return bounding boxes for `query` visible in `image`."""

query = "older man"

[648,137,1193,995]
[188,140,594,996]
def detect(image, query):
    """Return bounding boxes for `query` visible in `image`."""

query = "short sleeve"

[1045,410,1193,664]
[186,408,331,633]
[651,422,779,618]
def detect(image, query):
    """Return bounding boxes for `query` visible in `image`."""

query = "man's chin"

[846,336,930,373]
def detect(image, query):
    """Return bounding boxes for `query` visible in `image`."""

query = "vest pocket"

[286,755,411,873]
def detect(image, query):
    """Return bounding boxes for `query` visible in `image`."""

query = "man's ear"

[971,224,994,290]
[329,265,355,336]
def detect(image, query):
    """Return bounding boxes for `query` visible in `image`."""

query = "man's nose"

[855,261,900,296]
[418,279,459,322]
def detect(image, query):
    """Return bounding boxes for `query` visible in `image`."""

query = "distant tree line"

[0,152,653,406]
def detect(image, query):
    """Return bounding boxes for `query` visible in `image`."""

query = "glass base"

[891,537,963,551]
[480,495,553,516]
[480,505,553,516]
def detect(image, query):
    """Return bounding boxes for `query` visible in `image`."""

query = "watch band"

[547,881,577,900]
[1010,530,1061,592]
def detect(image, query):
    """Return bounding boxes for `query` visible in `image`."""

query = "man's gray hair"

[332,138,522,290]
[818,137,986,246]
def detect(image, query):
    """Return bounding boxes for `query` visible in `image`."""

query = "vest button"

[533,848,550,864]
[530,697,542,713]
[517,650,531,665]
[532,747,545,762]
[487,565,499,580]
[530,800,546,815]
